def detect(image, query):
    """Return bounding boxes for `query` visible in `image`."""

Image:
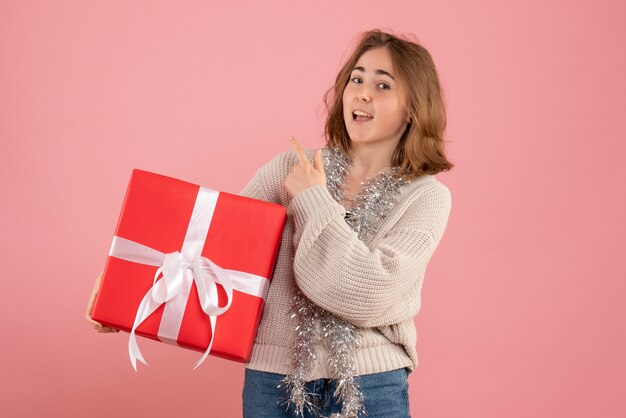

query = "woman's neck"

[347,142,396,178]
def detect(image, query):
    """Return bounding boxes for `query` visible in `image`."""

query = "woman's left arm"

[290,181,451,328]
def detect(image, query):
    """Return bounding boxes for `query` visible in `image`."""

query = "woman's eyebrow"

[352,66,396,81]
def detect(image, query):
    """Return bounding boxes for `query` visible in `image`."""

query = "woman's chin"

[347,137,373,146]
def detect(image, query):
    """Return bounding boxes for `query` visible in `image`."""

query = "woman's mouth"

[352,110,373,122]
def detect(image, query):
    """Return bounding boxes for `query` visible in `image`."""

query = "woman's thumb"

[314,149,324,172]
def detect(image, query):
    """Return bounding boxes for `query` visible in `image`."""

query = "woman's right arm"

[85,271,119,333]
[238,150,291,204]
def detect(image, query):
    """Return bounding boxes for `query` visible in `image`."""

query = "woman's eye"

[351,77,362,84]
[378,82,390,90]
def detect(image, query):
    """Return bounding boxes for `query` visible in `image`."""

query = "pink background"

[2,1,625,417]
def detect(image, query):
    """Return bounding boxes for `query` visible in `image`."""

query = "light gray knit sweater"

[239,147,451,379]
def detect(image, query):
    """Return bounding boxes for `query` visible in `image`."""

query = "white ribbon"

[108,187,270,370]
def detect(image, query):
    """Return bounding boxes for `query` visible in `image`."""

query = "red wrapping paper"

[91,169,286,363]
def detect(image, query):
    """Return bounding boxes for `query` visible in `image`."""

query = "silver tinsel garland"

[280,147,410,418]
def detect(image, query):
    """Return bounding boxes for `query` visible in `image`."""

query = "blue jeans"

[242,368,411,417]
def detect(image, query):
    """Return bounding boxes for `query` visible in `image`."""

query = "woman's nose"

[357,86,371,102]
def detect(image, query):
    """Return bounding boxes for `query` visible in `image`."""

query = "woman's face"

[342,47,410,148]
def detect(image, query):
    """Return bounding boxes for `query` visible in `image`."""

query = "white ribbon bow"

[127,247,233,371]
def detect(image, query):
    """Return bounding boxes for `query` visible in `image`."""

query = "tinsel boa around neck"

[280,146,411,418]
[324,146,411,243]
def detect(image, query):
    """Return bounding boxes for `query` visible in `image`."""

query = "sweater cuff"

[289,184,345,231]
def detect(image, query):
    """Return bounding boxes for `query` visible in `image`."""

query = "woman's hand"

[85,271,119,333]
[284,136,326,198]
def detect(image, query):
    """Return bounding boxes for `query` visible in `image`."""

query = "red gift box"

[91,169,286,369]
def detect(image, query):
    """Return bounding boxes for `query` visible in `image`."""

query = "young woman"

[87,29,453,418]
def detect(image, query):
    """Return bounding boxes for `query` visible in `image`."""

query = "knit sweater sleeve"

[237,151,289,204]
[289,181,451,328]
